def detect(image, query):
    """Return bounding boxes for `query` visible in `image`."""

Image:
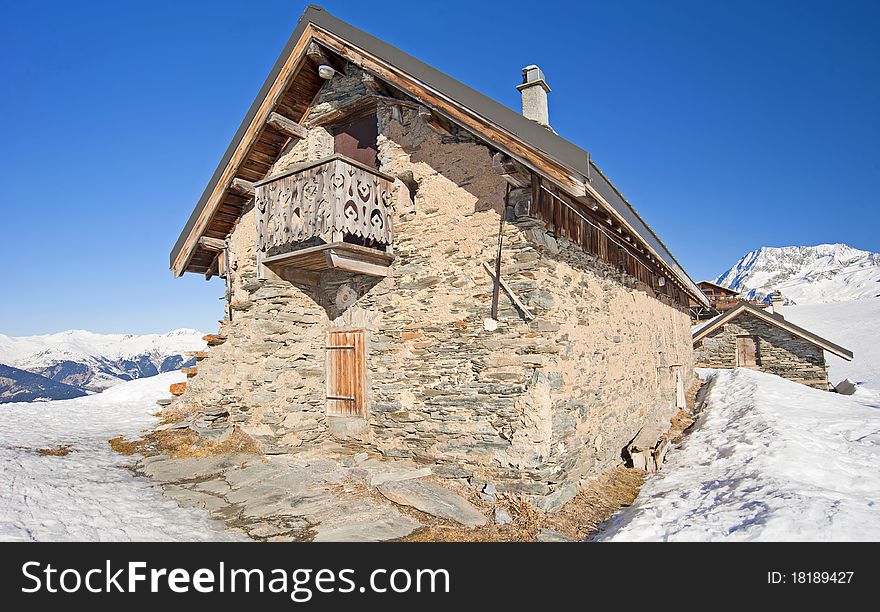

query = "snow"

[596,368,880,541]
[714,243,880,305]
[0,328,206,370]
[785,298,880,390]
[0,372,244,541]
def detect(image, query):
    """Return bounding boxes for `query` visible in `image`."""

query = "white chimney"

[770,291,785,318]
[517,65,551,128]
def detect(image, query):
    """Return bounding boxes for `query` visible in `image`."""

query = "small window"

[326,329,367,417]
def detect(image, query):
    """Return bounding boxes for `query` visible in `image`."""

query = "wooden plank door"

[736,335,758,367]
[326,329,367,417]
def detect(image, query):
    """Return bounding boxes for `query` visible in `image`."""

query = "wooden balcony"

[255,154,395,277]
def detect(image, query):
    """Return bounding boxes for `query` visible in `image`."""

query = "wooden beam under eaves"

[267,112,308,140]
[229,178,255,198]
[198,236,226,251]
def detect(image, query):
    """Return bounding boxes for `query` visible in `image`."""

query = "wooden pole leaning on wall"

[490,184,511,321]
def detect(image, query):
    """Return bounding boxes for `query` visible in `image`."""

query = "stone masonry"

[171,65,695,499]
[694,312,828,389]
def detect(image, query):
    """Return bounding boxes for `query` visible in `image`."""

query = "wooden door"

[736,335,758,367]
[333,115,378,168]
[326,329,367,417]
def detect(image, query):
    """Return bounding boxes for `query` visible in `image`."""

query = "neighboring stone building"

[692,299,853,389]
[167,6,708,498]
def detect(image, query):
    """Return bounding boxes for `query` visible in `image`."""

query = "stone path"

[137,451,489,541]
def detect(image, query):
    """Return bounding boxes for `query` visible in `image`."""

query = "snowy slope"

[714,244,880,304]
[596,368,880,541]
[0,372,244,541]
[0,329,206,392]
[786,298,880,390]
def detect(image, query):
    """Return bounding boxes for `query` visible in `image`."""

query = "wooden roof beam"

[229,178,255,198]
[198,236,227,251]
[267,112,308,140]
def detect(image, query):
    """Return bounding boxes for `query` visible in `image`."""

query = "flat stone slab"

[139,455,243,483]
[536,528,574,542]
[378,480,487,527]
[162,485,227,512]
[313,500,421,542]
[532,483,578,515]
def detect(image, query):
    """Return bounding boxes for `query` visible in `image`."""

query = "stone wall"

[173,65,695,498]
[694,312,828,388]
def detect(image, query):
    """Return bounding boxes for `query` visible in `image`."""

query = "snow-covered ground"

[597,368,880,541]
[0,372,244,541]
[786,298,880,390]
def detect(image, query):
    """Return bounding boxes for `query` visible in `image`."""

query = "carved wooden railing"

[255,154,394,255]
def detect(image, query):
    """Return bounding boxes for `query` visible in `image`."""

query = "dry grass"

[108,426,261,459]
[156,400,201,426]
[108,436,147,456]
[399,465,645,542]
[37,444,72,456]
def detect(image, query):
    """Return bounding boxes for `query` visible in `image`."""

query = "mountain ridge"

[713,243,880,305]
[0,328,206,393]
[0,363,88,403]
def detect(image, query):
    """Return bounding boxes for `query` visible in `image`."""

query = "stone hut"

[692,300,853,389]
[167,6,708,498]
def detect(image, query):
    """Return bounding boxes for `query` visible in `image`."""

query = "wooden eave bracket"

[266,112,308,140]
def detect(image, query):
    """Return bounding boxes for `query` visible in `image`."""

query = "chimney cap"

[517,65,551,93]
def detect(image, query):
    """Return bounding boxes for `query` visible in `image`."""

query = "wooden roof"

[698,280,739,295]
[170,5,708,307]
[692,301,854,361]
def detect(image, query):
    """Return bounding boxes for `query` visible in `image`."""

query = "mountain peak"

[0,328,207,395]
[714,243,880,305]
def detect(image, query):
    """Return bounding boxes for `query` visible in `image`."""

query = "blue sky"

[1,0,877,335]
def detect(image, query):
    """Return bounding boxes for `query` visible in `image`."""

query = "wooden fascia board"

[171,24,320,277]
[692,304,854,361]
[309,26,706,307]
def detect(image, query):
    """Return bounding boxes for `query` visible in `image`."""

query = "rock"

[162,485,227,512]
[493,507,513,525]
[193,479,231,495]
[353,452,369,464]
[368,466,432,486]
[140,455,240,483]
[378,480,487,527]
[478,483,497,503]
[835,378,857,395]
[314,501,421,542]
[532,483,578,515]
[191,424,234,443]
[431,464,474,479]
[247,520,308,539]
[536,528,573,542]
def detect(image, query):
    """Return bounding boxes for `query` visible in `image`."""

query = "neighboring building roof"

[697,280,739,295]
[692,301,854,361]
[169,4,707,306]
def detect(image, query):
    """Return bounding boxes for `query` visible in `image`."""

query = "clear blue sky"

[1,1,877,336]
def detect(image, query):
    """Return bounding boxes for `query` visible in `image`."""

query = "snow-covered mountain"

[714,243,880,305]
[0,363,88,403]
[0,329,206,393]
